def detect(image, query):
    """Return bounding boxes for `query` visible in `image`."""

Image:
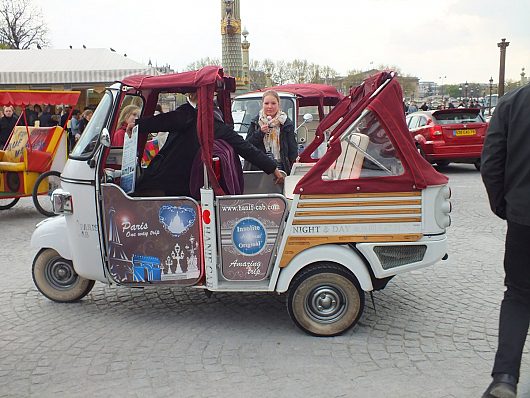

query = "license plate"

[455,129,476,136]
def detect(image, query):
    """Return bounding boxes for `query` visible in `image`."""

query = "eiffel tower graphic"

[108,208,132,281]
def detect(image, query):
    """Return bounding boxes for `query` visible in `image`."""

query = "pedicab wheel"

[287,263,365,337]
[32,170,61,217]
[0,197,20,210]
[32,249,95,302]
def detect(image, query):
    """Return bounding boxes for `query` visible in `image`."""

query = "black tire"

[474,159,481,171]
[435,160,450,168]
[32,249,95,302]
[0,197,20,210]
[287,263,365,337]
[32,170,61,217]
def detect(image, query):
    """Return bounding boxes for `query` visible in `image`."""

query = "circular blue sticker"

[232,218,266,256]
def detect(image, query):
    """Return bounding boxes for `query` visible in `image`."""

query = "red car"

[405,108,488,170]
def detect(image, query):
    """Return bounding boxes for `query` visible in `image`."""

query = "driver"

[130,92,284,197]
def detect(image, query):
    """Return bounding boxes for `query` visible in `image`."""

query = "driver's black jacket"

[481,83,530,225]
[136,102,276,196]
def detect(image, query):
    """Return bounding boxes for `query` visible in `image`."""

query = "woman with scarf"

[244,90,297,175]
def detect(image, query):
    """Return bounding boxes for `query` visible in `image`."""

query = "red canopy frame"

[294,72,448,195]
[119,66,235,196]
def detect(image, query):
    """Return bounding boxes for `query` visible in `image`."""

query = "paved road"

[0,165,528,398]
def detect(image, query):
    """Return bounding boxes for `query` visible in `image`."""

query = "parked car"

[405,108,488,170]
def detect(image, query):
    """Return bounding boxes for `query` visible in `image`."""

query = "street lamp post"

[439,75,446,108]
[459,85,462,103]
[489,76,494,115]
[464,81,469,106]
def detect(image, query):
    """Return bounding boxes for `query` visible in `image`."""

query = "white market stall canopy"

[0,48,156,85]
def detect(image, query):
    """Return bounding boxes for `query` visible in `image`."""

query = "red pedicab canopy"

[294,72,448,195]
[253,83,344,107]
[119,66,236,196]
[0,90,80,107]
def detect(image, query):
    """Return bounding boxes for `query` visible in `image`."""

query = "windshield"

[434,111,485,125]
[231,97,296,135]
[70,91,114,158]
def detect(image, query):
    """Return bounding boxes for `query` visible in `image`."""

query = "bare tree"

[185,57,221,71]
[0,0,48,49]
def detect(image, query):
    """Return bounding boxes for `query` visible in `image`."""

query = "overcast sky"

[34,0,529,85]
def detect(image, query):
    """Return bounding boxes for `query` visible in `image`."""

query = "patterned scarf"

[258,109,287,162]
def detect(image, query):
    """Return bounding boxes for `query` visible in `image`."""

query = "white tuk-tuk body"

[31,68,450,336]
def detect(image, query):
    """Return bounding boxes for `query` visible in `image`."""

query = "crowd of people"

[0,104,94,151]
[404,99,487,115]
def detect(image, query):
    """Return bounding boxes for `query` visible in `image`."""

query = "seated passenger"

[112,105,140,147]
[128,92,284,197]
[244,90,297,174]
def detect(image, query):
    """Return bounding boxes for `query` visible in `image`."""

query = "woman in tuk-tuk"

[130,92,285,197]
[244,90,297,175]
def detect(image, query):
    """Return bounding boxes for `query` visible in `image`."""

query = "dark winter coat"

[0,114,19,148]
[244,115,297,175]
[481,83,530,225]
[136,102,277,196]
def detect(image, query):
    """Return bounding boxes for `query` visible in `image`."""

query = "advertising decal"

[102,184,201,286]
[218,196,286,281]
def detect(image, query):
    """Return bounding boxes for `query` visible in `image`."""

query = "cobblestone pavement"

[0,165,529,398]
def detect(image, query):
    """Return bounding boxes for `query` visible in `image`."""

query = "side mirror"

[100,128,111,147]
[295,113,314,133]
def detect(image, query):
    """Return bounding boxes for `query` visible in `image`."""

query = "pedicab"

[0,90,80,216]
[30,66,451,336]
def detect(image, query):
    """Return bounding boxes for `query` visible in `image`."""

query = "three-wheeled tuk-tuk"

[31,66,450,336]
[0,90,80,216]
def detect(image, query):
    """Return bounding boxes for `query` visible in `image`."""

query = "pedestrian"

[481,83,530,398]
[420,102,429,111]
[69,109,81,151]
[407,101,418,113]
[39,105,57,127]
[78,109,93,135]
[0,106,19,148]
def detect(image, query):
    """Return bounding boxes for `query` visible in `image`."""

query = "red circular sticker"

[202,209,211,224]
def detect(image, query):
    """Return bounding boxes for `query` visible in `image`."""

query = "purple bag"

[189,139,244,199]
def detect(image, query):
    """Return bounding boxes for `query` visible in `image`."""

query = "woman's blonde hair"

[118,105,140,126]
[81,109,93,119]
[262,90,280,106]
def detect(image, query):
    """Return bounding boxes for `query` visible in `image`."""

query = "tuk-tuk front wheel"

[32,249,95,302]
[287,263,365,337]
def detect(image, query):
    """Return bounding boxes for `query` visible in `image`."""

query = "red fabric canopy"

[120,66,235,93]
[253,83,344,107]
[0,90,81,106]
[294,73,448,195]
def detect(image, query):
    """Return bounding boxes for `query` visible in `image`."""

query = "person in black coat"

[0,106,19,148]
[133,93,284,197]
[244,90,297,175]
[481,83,530,398]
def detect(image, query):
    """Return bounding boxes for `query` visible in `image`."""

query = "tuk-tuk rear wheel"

[287,263,364,337]
[33,249,95,303]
